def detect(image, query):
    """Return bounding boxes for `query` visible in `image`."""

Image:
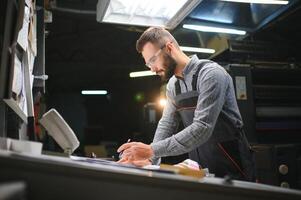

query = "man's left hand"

[117,157,151,167]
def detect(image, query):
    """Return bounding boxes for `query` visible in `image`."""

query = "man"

[118,27,255,181]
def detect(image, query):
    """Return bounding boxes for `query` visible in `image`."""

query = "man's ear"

[165,42,173,55]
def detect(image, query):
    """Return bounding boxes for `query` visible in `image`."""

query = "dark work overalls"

[173,61,255,181]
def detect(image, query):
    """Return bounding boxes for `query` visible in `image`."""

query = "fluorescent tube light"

[220,0,289,5]
[97,0,202,29]
[180,46,215,54]
[130,70,156,78]
[81,90,108,95]
[183,24,246,35]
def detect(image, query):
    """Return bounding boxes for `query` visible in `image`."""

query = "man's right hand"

[117,142,154,161]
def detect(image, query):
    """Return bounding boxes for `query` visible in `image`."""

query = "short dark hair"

[136,27,179,53]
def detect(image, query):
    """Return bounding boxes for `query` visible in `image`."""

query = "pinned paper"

[17,6,30,51]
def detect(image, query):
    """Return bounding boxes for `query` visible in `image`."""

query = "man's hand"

[117,142,154,161]
[117,157,151,167]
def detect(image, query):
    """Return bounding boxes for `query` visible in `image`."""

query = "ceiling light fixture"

[183,24,246,35]
[130,70,156,78]
[97,0,202,29]
[180,46,215,54]
[220,0,289,5]
[81,90,108,95]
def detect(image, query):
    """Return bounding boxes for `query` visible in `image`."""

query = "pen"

[119,138,131,159]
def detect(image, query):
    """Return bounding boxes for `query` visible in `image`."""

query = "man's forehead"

[143,42,158,52]
[142,42,158,60]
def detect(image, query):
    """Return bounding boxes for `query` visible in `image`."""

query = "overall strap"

[192,61,212,91]
[175,79,181,96]
[174,60,213,95]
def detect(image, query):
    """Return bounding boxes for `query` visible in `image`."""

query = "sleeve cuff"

[150,142,165,165]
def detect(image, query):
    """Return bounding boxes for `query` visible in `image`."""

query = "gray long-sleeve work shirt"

[150,55,243,163]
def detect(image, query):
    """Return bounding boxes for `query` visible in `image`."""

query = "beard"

[160,52,177,82]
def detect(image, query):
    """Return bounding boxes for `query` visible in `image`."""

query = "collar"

[182,55,199,77]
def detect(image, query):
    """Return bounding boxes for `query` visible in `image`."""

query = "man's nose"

[149,65,157,72]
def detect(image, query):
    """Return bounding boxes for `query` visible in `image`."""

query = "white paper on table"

[17,6,30,51]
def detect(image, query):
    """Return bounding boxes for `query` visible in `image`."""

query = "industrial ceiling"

[45,0,301,93]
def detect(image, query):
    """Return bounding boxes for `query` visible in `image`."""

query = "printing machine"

[226,62,301,189]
